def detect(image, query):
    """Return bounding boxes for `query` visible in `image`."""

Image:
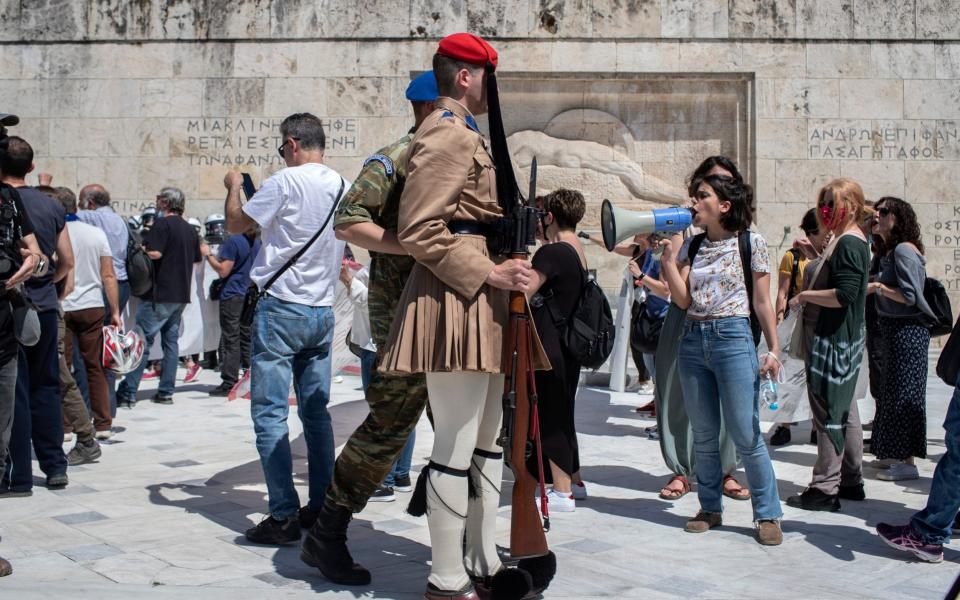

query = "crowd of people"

[0,31,957,596]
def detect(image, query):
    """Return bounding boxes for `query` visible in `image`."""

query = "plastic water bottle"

[759,374,779,411]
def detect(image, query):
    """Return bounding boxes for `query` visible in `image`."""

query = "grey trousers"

[0,356,17,469]
[808,388,864,495]
[58,314,94,441]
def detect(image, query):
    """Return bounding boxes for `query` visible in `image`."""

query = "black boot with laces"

[300,499,371,585]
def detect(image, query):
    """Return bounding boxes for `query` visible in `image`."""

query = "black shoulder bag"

[240,178,346,328]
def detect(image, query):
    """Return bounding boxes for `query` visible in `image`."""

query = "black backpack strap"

[786,247,801,302]
[539,242,585,327]
[738,231,762,346]
[261,177,345,294]
[687,232,707,263]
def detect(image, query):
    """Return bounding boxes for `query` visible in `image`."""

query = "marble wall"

[3,0,960,299]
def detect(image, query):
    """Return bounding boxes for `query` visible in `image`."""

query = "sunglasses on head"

[877,207,891,216]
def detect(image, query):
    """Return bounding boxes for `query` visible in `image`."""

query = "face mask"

[818,202,846,230]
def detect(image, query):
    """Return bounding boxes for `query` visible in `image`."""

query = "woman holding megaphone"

[660,172,785,545]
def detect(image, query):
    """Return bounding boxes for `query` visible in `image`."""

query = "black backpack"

[688,231,762,347]
[125,226,153,298]
[924,276,953,337]
[540,243,615,370]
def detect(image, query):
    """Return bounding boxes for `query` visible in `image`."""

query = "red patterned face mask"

[819,202,846,230]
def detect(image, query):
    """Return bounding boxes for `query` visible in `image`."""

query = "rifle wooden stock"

[504,288,548,559]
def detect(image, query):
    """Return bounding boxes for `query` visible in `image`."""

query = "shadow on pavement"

[146,399,430,598]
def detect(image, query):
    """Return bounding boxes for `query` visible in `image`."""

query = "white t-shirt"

[62,220,112,312]
[243,162,347,307]
[679,231,770,318]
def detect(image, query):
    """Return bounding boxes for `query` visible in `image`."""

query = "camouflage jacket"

[334,133,416,347]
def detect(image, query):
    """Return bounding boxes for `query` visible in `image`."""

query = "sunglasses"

[277,137,300,157]
[817,199,834,209]
[877,207,891,217]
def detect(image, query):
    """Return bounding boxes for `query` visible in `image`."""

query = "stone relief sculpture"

[507,108,686,206]
[507,130,685,205]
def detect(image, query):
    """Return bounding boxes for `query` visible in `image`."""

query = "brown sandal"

[722,475,751,501]
[659,475,690,500]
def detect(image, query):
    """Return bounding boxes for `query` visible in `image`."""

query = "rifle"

[485,64,550,560]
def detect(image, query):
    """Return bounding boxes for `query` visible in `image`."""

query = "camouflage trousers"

[326,365,428,513]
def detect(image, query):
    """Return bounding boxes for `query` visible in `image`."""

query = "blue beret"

[405,71,439,102]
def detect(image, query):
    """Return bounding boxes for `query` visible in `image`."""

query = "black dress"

[527,242,584,478]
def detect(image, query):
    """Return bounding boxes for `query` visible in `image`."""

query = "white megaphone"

[600,199,694,251]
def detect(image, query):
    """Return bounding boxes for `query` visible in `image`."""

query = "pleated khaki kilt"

[380,235,510,374]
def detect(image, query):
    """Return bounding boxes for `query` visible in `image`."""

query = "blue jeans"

[384,432,416,487]
[359,348,377,393]
[3,310,64,491]
[117,301,185,401]
[677,317,783,520]
[642,352,656,382]
[911,377,960,544]
[251,295,335,519]
[104,280,131,415]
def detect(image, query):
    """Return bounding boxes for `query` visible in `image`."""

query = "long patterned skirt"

[871,317,930,460]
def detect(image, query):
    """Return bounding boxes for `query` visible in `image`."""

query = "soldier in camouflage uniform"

[299,72,438,586]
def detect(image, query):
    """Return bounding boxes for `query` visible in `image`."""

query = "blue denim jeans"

[911,376,960,544]
[251,295,335,519]
[117,301,185,401]
[642,352,656,382]
[359,348,377,393]
[3,310,64,491]
[384,432,416,487]
[678,317,783,520]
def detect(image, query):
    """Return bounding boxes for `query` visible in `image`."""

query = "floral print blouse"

[678,232,770,318]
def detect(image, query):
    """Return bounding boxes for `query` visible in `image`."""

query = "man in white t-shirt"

[56,189,121,449]
[224,112,347,546]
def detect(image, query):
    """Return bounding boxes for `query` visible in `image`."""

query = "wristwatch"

[33,254,46,276]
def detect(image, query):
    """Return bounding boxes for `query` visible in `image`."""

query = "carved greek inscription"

[808,126,956,160]
[182,117,360,166]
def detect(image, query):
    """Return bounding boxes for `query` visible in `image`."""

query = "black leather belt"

[447,220,492,236]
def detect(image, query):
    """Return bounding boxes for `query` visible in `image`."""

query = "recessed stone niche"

[485,72,754,291]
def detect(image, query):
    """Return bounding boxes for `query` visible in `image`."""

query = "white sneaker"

[877,462,919,481]
[571,481,588,500]
[334,375,344,384]
[638,382,655,395]
[95,429,114,441]
[545,488,575,512]
[63,432,74,443]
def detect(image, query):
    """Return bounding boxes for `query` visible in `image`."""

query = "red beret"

[436,33,498,69]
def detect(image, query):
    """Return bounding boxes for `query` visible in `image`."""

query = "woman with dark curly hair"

[868,196,936,481]
[661,173,784,545]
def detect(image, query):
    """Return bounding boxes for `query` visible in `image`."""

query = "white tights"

[424,371,505,591]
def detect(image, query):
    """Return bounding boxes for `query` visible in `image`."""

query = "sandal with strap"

[659,475,690,500]
[722,475,751,501]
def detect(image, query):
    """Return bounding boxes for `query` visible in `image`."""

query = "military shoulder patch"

[363,153,394,177]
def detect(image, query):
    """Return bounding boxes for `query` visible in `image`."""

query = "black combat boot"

[300,499,371,586]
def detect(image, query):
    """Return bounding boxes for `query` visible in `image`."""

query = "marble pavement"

[1,359,958,599]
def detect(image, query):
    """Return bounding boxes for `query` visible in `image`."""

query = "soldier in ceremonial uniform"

[299,72,438,586]
[380,34,535,599]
